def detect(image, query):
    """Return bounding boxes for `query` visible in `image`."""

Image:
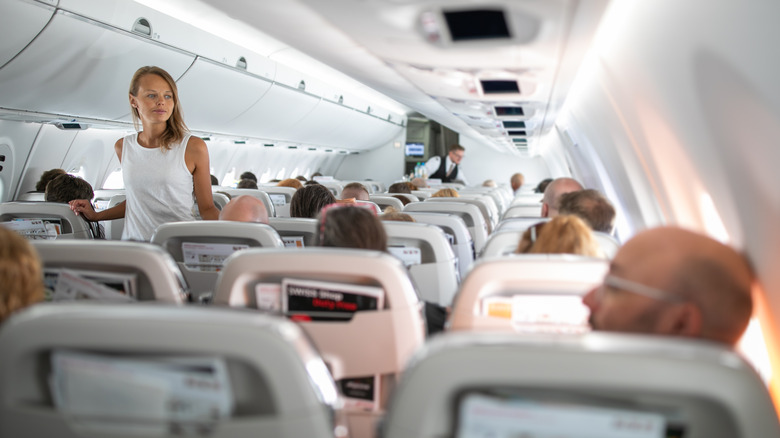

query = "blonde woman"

[0,227,44,323]
[517,215,602,257]
[431,187,459,198]
[70,66,218,241]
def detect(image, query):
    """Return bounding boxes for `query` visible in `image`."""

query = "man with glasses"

[582,226,753,346]
[425,144,468,184]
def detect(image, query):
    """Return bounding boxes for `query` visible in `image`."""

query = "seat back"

[494,216,549,233]
[212,191,230,211]
[257,186,297,218]
[391,193,419,203]
[151,221,285,301]
[0,303,338,438]
[450,254,607,332]
[404,201,488,254]
[594,231,620,259]
[359,180,385,194]
[212,188,276,218]
[267,217,317,248]
[404,211,475,279]
[16,191,45,201]
[511,192,544,205]
[33,240,188,303]
[411,190,431,200]
[502,203,543,220]
[214,248,425,437]
[0,201,95,240]
[370,195,405,212]
[383,331,780,438]
[460,188,507,214]
[383,221,459,306]
[317,181,344,198]
[482,228,616,260]
[426,196,496,233]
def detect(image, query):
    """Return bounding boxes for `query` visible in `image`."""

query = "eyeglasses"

[598,275,687,303]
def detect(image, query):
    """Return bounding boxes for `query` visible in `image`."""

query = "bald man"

[340,182,370,201]
[541,177,584,217]
[582,227,753,346]
[219,195,269,224]
[510,173,525,194]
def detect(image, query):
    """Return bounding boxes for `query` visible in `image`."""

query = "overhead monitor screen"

[405,142,425,158]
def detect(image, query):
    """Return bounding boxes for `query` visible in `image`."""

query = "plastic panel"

[0,10,195,120]
[223,84,320,140]
[177,57,273,134]
[0,0,56,68]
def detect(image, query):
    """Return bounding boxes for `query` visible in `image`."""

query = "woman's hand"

[69,199,98,221]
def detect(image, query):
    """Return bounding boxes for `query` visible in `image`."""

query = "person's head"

[482,179,497,188]
[311,172,323,178]
[0,226,44,323]
[277,178,304,190]
[411,177,428,189]
[315,204,387,251]
[240,171,257,182]
[210,174,219,185]
[35,168,66,192]
[510,173,525,192]
[128,66,186,149]
[558,189,616,234]
[432,188,459,198]
[295,175,308,182]
[341,182,370,201]
[534,178,553,194]
[516,215,602,257]
[290,184,336,218]
[219,195,269,224]
[447,144,465,165]
[582,227,754,346]
[305,180,321,186]
[44,174,94,203]
[237,178,258,189]
[391,194,411,206]
[381,210,416,222]
[388,182,412,194]
[541,177,584,217]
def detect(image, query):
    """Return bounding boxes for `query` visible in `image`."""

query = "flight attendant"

[424,144,467,184]
[70,66,218,241]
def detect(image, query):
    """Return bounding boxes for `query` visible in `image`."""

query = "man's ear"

[541,203,549,218]
[656,302,702,338]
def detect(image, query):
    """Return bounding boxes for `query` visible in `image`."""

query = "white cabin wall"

[334,131,406,186]
[0,121,42,202]
[458,135,550,189]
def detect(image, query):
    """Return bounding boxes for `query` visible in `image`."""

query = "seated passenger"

[558,189,616,234]
[541,177,584,217]
[411,177,428,189]
[277,178,303,190]
[35,168,66,192]
[482,179,497,188]
[210,174,219,185]
[516,215,602,257]
[582,226,753,347]
[290,184,336,218]
[432,187,459,198]
[380,208,416,222]
[340,182,370,201]
[392,194,412,206]
[239,171,258,183]
[510,172,525,194]
[388,182,412,194]
[534,178,553,194]
[0,226,45,323]
[219,195,269,224]
[237,178,258,189]
[45,174,105,239]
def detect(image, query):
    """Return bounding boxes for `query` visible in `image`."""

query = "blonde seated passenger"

[516,215,603,258]
[380,207,416,223]
[0,226,45,324]
[431,187,459,198]
[276,178,304,190]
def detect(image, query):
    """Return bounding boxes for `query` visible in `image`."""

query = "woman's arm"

[186,136,219,220]
[70,199,126,221]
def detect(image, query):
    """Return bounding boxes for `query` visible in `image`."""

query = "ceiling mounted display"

[481,80,520,94]
[443,9,511,41]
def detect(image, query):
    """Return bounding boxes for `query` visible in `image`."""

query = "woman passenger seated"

[45,174,105,239]
[0,226,45,324]
[516,215,602,257]
[290,184,336,218]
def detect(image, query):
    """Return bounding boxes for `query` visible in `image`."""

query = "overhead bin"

[291,100,403,149]
[0,0,56,69]
[0,9,195,121]
[176,57,273,134]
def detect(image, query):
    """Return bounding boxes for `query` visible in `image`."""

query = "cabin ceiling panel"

[221,84,320,140]
[0,0,56,69]
[292,100,404,150]
[176,57,273,135]
[0,10,195,121]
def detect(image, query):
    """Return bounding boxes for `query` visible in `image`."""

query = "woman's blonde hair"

[517,215,602,257]
[432,187,459,198]
[277,178,304,190]
[129,66,187,150]
[0,227,44,323]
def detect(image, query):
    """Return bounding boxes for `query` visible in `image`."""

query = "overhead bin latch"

[132,18,152,37]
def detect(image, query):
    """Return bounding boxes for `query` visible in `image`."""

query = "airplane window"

[102,168,124,190]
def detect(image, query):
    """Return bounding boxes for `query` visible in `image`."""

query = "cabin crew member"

[541,177,583,217]
[582,226,753,347]
[424,144,468,184]
[70,66,218,241]
[219,195,269,224]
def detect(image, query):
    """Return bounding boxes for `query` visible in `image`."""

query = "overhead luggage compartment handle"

[132,18,152,37]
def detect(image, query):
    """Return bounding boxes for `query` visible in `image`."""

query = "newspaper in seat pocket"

[182,242,248,271]
[281,236,305,248]
[1,218,61,240]
[338,375,380,412]
[50,350,233,436]
[282,278,384,321]
[51,269,136,302]
[388,245,422,267]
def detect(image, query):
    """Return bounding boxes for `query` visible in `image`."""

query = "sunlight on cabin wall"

[102,168,124,189]
[698,193,730,244]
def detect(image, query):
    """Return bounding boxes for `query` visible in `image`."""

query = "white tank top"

[121,132,195,241]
